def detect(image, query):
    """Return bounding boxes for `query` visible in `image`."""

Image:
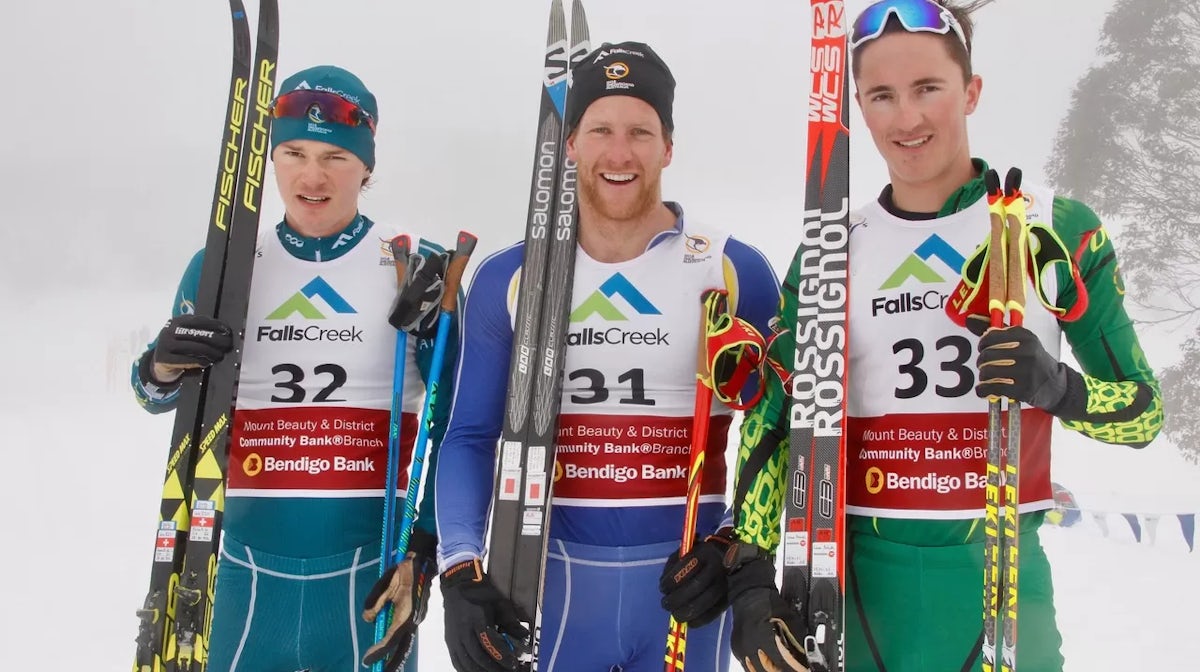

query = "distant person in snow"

[667,1,1164,671]
[1047,481,1081,528]
[132,65,456,672]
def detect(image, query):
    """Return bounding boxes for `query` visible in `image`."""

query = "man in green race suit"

[657,2,1164,671]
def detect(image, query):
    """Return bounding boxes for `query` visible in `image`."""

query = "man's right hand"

[150,315,234,383]
[441,558,530,672]
[727,549,810,672]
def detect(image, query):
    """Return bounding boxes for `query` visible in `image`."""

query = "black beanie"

[565,41,676,134]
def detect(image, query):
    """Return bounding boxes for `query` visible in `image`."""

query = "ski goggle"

[849,0,968,51]
[269,89,376,135]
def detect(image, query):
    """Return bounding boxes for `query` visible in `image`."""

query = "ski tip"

[549,0,566,30]
[567,0,591,61]
[571,0,590,29]
[1004,167,1023,197]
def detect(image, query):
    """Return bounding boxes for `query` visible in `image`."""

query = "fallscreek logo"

[569,273,660,322]
[266,276,356,320]
[879,234,966,290]
[871,235,968,318]
[567,273,668,347]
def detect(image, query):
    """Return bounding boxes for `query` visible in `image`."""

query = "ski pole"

[664,288,727,672]
[392,230,477,564]
[980,167,1028,672]
[980,167,1007,672]
[372,231,478,667]
[999,167,1028,672]
[373,234,413,666]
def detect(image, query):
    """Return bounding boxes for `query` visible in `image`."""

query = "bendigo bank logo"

[258,276,364,342]
[568,273,669,346]
[244,453,264,477]
[872,234,966,317]
[865,467,885,495]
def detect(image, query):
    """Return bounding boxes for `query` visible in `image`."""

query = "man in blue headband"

[131,64,455,672]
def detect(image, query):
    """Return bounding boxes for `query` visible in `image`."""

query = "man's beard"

[578,167,661,222]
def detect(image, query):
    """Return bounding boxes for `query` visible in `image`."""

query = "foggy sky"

[1,0,1116,298]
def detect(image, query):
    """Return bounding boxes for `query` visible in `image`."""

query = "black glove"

[659,527,735,627]
[441,558,529,672]
[361,529,439,672]
[147,314,234,382]
[727,549,809,672]
[389,251,449,339]
[975,325,1068,411]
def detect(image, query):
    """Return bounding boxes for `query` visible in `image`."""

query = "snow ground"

[2,288,1194,671]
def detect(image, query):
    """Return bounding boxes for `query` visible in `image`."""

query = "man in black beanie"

[565,41,677,134]
[433,40,780,672]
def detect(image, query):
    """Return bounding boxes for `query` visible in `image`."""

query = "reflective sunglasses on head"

[850,0,968,51]
[269,89,376,135]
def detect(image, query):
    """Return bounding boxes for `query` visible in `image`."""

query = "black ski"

[171,3,279,670]
[486,0,589,668]
[132,3,252,670]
